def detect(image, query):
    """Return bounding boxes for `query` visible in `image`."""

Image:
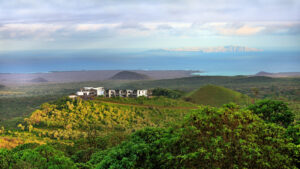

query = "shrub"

[11,145,77,169]
[0,148,12,169]
[89,105,299,168]
[151,88,183,99]
[248,99,294,127]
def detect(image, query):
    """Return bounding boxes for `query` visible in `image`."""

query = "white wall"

[137,90,147,97]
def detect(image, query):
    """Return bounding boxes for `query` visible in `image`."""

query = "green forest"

[1,76,300,129]
[0,94,299,168]
[0,76,300,168]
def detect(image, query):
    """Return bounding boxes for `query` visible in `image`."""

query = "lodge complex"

[69,87,148,99]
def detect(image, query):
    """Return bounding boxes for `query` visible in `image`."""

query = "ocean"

[0,50,299,75]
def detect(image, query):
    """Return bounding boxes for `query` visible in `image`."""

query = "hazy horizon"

[0,48,299,75]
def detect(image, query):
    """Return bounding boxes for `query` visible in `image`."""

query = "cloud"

[216,25,265,36]
[75,24,118,31]
[156,24,173,30]
[1,22,300,44]
[261,22,300,35]
[0,0,299,50]
[0,0,299,25]
[0,23,64,40]
[117,22,149,31]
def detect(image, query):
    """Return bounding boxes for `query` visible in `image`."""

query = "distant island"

[255,71,300,77]
[162,45,263,53]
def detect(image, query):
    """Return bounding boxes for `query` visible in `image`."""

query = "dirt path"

[95,100,198,110]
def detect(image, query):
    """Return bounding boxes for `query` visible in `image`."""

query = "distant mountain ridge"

[255,71,300,77]
[162,46,263,53]
[111,71,150,80]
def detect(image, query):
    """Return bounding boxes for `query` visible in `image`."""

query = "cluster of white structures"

[69,87,148,99]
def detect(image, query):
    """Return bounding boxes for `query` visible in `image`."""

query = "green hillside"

[185,85,251,106]
[0,98,298,168]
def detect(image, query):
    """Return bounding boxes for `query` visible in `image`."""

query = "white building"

[136,90,148,97]
[106,89,116,98]
[72,87,148,98]
[76,87,105,97]
[93,87,105,96]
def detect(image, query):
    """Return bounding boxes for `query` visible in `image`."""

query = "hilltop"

[184,85,250,106]
[111,71,150,80]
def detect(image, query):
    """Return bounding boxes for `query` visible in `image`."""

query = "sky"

[0,0,300,51]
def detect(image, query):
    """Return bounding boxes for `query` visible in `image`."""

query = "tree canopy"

[248,99,294,127]
[89,105,299,169]
[151,88,183,99]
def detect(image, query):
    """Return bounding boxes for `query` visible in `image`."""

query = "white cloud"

[0,24,62,33]
[0,23,64,40]
[216,25,265,36]
[75,24,118,31]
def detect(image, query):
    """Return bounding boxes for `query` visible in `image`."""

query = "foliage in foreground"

[0,99,299,169]
[248,99,295,127]
[89,104,299,169]
[0,144,76,169]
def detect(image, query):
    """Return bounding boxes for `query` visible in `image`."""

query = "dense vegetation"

[21,97,194,140]
[89,105,299,169]
[0,95,62,129]
[122,76,300,101]
[0,98,299,168]
[248,99,294,127]
[96,96,195,107]
[184,85,250,106]
[0,76,300,168]
[151,88,183,99]
[1,76,300,128]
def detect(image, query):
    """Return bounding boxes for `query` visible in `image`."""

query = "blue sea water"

[0,50,299,75]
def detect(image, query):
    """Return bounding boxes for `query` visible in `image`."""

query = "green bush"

[8,145,77,169]
[248,99,295,127]
[152,88,183,99]
[89,128,176,169]
[0,149,13,169]
[286,122,300,145]
[89,105,299,169]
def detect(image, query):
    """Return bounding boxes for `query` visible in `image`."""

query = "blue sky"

[0,0,300,51]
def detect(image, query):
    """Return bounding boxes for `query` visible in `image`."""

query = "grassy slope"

[185,85,250,107]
